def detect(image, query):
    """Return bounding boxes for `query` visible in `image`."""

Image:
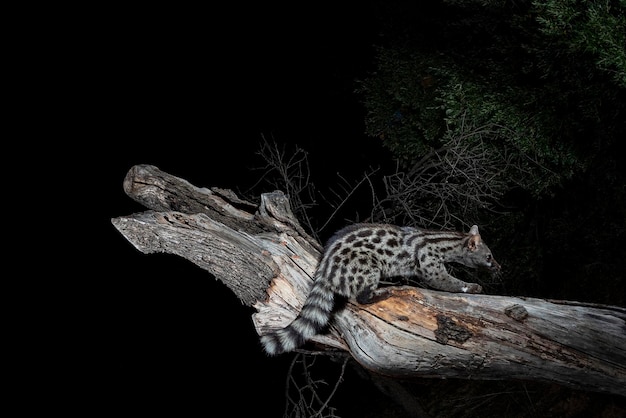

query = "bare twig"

[251,134,320,239]
[283,353,348,418]
[317,167,380,233]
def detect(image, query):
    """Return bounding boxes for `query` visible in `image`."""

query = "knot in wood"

[504,304,529,321]
[434,314,472,344]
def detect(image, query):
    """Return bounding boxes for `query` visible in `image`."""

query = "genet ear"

[469,225,480,235]
[467,232,482,251]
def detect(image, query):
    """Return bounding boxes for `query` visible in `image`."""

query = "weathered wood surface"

[112,164,626,397]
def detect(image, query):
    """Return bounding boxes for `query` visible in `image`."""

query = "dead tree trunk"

[112,164,626,397]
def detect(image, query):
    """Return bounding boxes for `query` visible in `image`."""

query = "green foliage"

[534,0,626,87]
[360,48,580,200]
[358,47,444,160]
[358,0,625,200]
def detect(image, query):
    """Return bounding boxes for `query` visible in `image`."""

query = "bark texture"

[112,164,626,397]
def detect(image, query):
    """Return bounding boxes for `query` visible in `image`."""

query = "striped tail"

[261,280,335,355]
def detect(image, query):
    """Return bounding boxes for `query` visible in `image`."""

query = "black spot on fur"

[332,295,348,315]
[329,265,338,278]
[357,229,374,237]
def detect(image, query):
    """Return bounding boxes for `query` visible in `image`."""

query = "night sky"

[96,5,391,416]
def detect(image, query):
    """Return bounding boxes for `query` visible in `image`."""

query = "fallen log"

[112,164,626,397]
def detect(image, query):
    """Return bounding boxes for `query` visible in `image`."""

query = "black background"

[86,5,390,416]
